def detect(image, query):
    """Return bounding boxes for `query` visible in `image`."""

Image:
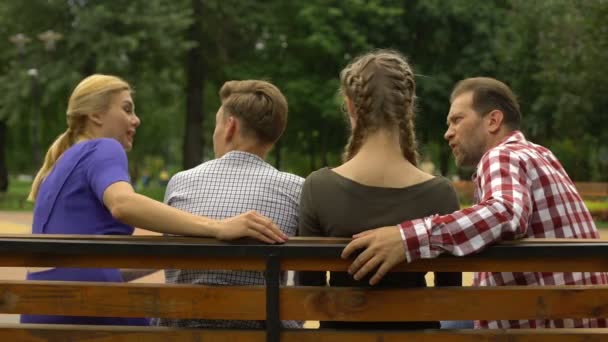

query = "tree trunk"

[273,139,282,170]
[81,54,97,76]
[30,75,42,169]
[439,145,450,177]
[0,120,9,192]
[182,0,206,170]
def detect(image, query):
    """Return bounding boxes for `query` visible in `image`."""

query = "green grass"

[586,201,608,211]
[583,201,608,230]
[0,178,34,211]
[9,178,34,195]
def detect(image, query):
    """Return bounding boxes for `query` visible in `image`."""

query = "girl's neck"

[333,130,433,188]
[353,130,404,164]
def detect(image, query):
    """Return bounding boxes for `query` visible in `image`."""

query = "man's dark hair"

[451,77,521,130]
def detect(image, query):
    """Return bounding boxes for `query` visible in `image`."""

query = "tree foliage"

[0,0,605,189]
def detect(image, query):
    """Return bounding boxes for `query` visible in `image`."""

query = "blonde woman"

[23,74,287,326]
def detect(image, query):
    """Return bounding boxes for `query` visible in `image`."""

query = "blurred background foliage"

[0,0,606,195]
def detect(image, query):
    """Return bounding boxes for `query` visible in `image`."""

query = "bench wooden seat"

[3,324,608,342]
[0,235,607,341]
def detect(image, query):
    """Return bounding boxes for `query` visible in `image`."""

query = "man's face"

[444,92,488,167]
[212,106,228,158]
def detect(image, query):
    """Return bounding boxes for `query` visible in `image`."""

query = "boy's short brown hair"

[219,80,288,144]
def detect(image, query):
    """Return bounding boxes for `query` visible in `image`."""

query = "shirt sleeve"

[401,148,533,262]
[296,175,326,286]
[85,138,131,204]
[164,174,177,205]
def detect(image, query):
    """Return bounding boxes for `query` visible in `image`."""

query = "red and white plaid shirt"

[400,131,608,329]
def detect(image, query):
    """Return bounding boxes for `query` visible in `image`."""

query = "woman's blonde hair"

[28,74,131,201]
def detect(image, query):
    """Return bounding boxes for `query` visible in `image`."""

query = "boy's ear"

[225,116,237,140]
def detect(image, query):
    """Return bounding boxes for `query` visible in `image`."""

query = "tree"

[0,0,191,177]
[0,0,604,184]
[495,0,608,180]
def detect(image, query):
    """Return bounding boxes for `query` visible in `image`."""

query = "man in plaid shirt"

[342,77,607,329]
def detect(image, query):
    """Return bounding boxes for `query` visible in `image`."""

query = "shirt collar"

[470,130,525,181]
[221,150,267,164]
[498,130,526,146]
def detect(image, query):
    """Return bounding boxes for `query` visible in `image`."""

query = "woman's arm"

[103,181,287,243]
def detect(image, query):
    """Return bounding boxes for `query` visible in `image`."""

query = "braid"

[375,54,419,165]
[397,112,419,165]
[339,49,419,164]
[342,60,373,161]
[342,71,373,161]
[342,112,366,162]
[395,65,419,166]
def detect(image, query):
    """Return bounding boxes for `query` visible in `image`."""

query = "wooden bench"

[574,182,608,200]
[0,234,608,341]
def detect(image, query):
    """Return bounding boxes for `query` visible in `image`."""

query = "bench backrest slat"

[3,280,608,321]
[1,254,607,272]
[1,235,608,272]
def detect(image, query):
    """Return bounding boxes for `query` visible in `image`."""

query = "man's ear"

[486,109,504,134]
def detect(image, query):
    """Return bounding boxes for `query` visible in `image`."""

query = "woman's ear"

[88,112,104,126]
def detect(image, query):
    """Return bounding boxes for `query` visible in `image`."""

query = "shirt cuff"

[398,217,432,263]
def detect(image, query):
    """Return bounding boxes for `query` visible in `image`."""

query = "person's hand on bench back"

[216,210,288,244]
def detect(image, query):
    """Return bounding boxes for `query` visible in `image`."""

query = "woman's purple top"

[32,138,132,235]
[22,138,148,326]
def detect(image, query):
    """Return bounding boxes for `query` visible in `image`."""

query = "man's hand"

[341,226,406,285]
[215,210,287,244]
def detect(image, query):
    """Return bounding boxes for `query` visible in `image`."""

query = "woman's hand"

[215,210,288,244]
